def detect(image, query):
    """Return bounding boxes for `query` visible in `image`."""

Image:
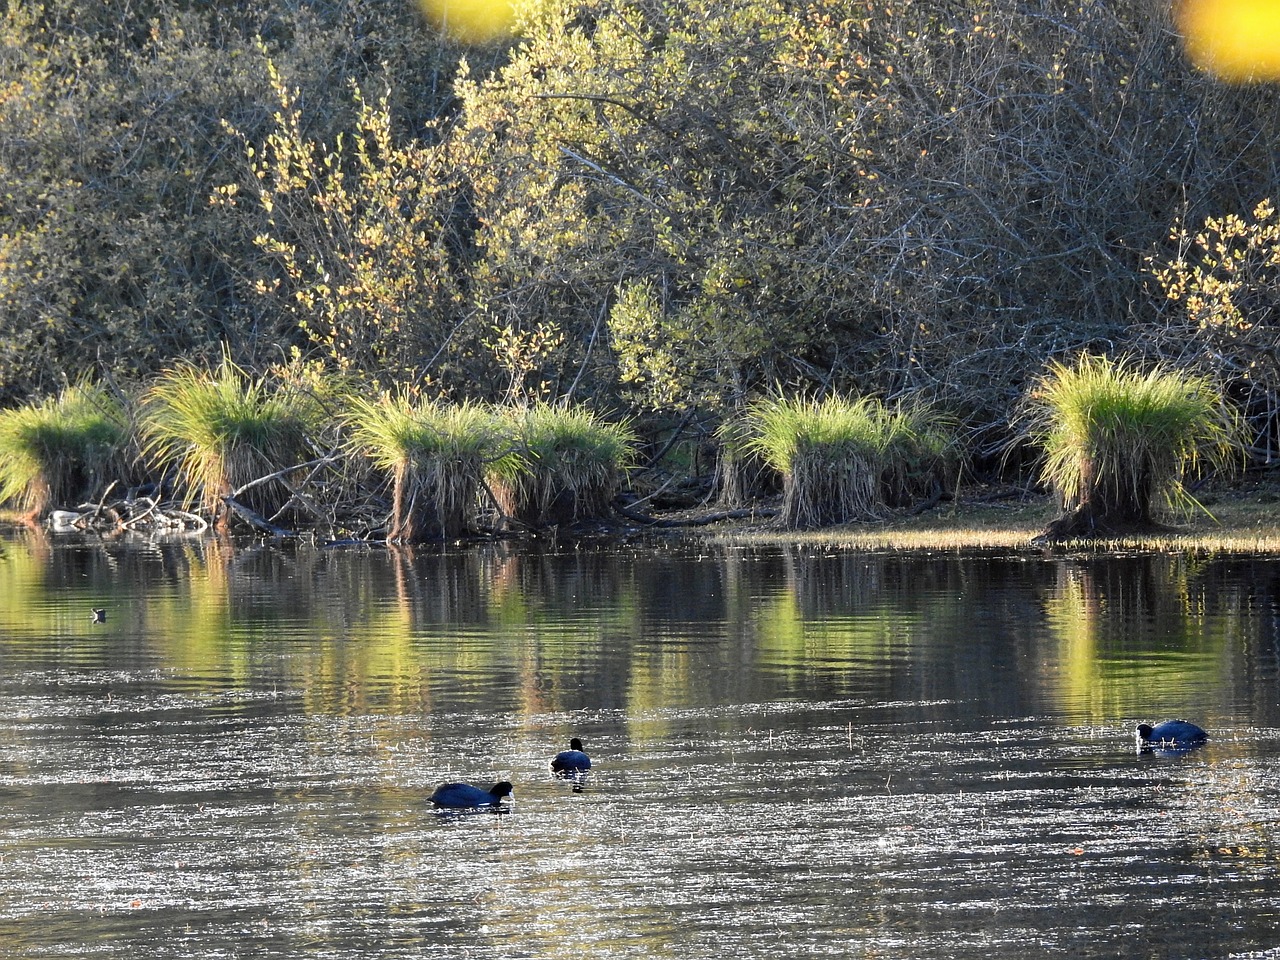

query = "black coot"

[430,781,514,809]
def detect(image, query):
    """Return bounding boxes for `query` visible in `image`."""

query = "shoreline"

[4,477,1280,556]
[683,476,1280,555]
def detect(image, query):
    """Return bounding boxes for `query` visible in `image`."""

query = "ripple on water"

[5,545,1280,959]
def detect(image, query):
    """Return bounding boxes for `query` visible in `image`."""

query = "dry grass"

[696,477,1280,554]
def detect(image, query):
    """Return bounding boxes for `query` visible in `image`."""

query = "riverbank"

[686,473,1280,554]
[6,473,1280,554]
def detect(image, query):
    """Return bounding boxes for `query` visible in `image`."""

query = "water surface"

[1,532,1279,958]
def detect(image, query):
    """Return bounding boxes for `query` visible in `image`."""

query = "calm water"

[2,530,1280,959]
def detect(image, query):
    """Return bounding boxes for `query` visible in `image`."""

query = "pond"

[1,530,1279,959]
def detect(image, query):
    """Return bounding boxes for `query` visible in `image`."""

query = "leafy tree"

[1143,199,1280,457]
[451,0,1280,438]
[455,0,851,415]
[216,64,468,388]
[0,0,473,403]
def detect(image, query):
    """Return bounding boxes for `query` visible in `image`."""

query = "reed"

[140,358,322,524]
[489,403,635,527]
[345,394,499,541]
[0,382,127,519]
[1022,354,1242,531]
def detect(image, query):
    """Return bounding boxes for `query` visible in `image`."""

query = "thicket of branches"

[4,0,1280,463]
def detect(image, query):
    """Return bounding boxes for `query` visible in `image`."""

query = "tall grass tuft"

[140,358,323,524]
[345,394,499,541]
[745,395,887,528]
[879,401,959,508]
[743,394,955,529]
[715,415,782,507]
[489,403,636,527]
[0,382,127,519]
[1022,354,1242,530]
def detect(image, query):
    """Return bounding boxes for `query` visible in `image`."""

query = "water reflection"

[2,529,1280,958]
[3,531,1280,723]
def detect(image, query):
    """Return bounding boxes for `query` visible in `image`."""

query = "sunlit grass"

[1021,354,1241,524]
[345,394,500,541]
[140,358,323,520]
[0,382,127,519]
[488,402,635,527]
[741,394,956,529]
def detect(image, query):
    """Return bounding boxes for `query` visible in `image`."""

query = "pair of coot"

[429,738,591,810]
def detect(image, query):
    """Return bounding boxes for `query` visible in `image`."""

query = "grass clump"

[1021,354,1242,536]
[878,401,958,508]
[747,396,957,535]
[742,393,955,529]
[715,415,782,507]
[489,403,635,527]
[140,358,323,526]
[0,382,127,519]
[345,395,500,542]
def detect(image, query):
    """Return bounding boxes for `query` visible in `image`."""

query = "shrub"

[0,382,127,519]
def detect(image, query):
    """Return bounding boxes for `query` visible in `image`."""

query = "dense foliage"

[3,0,1280,467]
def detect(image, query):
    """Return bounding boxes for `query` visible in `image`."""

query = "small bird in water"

[551,738,592,776]
[1136,719,1208,753]
[429,781,513,810]
[90,607,107,624]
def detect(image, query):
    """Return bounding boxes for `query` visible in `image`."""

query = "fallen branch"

[222,496,295,537]
[614,503,778,527]
[228,454,338,498]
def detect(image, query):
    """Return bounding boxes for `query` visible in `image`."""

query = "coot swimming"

[1136,719,1207,751]
[551,738,591,775]
[430,781,513,809]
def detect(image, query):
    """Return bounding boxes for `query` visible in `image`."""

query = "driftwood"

[49,492,208,535]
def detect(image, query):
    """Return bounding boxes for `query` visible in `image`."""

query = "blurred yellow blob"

[417,0,516,42]
[1178,0,1280,81]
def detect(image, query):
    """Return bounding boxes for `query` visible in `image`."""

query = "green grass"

[0,382,127,518]
[489,403,635,526]
[741,394,955,529]
[345,394,501,541]
[140,358,323,520]
[1021,354,1242,524]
